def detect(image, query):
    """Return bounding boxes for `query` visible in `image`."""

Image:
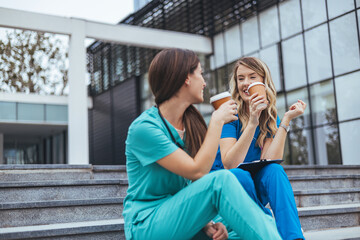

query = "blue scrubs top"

[211,115,281,171]
[123,106,190,239]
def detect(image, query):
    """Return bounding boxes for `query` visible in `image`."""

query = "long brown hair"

[229,57,278,148]
[148,48,207,157]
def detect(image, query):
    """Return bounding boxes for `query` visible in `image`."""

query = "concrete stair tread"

[294,188,360,195]
[0,219,124,239]
[0,164,92,170]
[0,197,124,210]
[289,174,360,180]
[298,203,360,216]
[0,179,128,187]
[304,226,360,240]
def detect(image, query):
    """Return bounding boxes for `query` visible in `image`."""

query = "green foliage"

[0,29,68,95]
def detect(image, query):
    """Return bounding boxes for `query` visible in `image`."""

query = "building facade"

[87,0,360,166]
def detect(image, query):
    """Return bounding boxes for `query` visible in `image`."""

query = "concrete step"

[0,179,128,202]
[0,198,124,228]
[298,203,360,231]
[0,165,93,182]
[294,188,360,207]
[0,219,125,240]
[289,175,360,191]
[284,165,360,176]
[304,226,360,240]
[92,165,127,180]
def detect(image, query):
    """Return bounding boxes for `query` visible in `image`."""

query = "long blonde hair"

[229,57,278,148]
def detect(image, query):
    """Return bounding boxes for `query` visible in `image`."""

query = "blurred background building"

[1,0,359,166]
[87,0,360,166]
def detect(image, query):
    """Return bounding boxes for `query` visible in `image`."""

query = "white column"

[0,133,3,164]
[68,19,89,164]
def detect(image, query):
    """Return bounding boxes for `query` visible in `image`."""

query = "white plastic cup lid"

[210,92,231,103]
[247,82,265,92]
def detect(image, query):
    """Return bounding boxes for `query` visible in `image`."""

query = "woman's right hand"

[248,93,267,126]
[212,100,238,125]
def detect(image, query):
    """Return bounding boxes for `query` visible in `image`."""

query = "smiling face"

[187,62,206,104]
[236,64,264,104]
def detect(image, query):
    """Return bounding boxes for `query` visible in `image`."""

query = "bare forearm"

[193,117,224,176]
[223,124,257,169]
[262,118,290,159]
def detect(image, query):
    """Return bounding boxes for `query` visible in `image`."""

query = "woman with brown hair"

[211,57,306,240]
[123,49,281,240]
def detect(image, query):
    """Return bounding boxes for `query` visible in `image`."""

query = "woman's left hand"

[203,222,228,240]
[284,99,307,121]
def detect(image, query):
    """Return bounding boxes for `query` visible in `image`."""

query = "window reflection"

[279,0,302,39]
[0,102,16,120]
[242,17,260,55]
[282,35,307,91]
[276,93,286,119]
[314,125,341,165]
[260,45,282,91]
[224,24,242,63]
[329,13,360,76]
[289,129,314,165]
[301,0,327,30]
[327,0,354,19]
[335,71,360,121]
[214,33,226,68]
[259,6,280,47]
[305,24,332,83]
[286,88,311,129]
[339,120,360,165]
[310,80,336,126]
[46,105,68,122]
[216,66,229,93]
[18,103,44,121]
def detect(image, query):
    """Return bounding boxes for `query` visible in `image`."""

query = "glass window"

[18,103,44,121]
[310,80,336,126]
[216,66,229,93]
[259,6,280,47]
[330,13,360,76]
[224,24,242,63]
[214,33,226,68]
[279,0,302,39]
[327,0,355,19]
[339,120,360,165]
[45,105,68,122]
[289,129,314,165]
[242,16,260,55]
[357,0,360,7]
[286,88,311,128]
[301,0,327,30]
[305,24,332,83]
[282,35,307,91]
[335,71,360,121]
[260,45,282,91]
[314,125,341,165]
[276,93,286,118]
[0,102,16,120]
[210,55,216,71]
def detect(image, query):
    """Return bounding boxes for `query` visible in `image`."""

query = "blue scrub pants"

[229,164,304,240]
[130,170,281,240]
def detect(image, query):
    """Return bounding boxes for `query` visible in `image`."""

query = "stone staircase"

[0,164,359,239]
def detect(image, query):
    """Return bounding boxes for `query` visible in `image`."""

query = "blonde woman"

[211,57,306,240]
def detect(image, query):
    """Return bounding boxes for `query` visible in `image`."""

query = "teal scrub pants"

[230,164,304,240]
[130,170,281,240]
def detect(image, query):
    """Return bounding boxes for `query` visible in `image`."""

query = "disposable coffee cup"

[210,92,231,110]
[247,82,267,110]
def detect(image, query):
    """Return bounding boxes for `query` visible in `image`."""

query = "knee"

[229,168,253,186]
[209,170,239,189]
[263,163,286,175]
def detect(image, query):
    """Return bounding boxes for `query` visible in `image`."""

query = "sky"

[0,0,134,24]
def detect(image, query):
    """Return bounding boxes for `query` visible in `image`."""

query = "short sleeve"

[276,115,281,127]
[127,120,178,166]
[221,120,238,139]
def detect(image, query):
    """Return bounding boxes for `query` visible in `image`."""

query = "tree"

[0,29,68,95]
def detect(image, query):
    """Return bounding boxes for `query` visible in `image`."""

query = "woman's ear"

[185,78,190,86]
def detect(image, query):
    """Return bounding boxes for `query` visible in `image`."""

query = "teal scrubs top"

[123,106,190,239]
